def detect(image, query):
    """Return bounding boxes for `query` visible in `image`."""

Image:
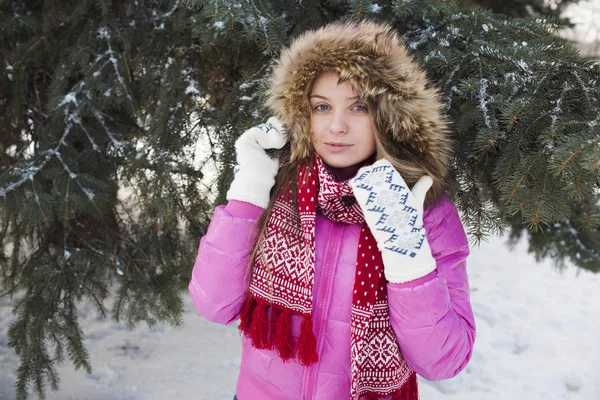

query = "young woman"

[189,20,475,400]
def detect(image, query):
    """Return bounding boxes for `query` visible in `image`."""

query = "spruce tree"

[1,1,241,397]
[1,0,598,398]
[458,0,580,21]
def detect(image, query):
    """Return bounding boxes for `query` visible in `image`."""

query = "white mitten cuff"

[226,165,278,208]
[381,240,436,283]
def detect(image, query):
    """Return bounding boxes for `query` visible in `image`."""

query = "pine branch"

[1,0,599,397]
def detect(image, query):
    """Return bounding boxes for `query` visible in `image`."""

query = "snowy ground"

[0,234,598,400]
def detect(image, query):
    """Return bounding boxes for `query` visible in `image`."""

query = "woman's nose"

[328,111,349,135]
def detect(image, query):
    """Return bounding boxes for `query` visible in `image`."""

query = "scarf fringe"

[249,299,269,349]
[275,309,295,360]
[238,297,319,365]
[298,315,319,366]
[268,307,281,350]
[364,372,419,400]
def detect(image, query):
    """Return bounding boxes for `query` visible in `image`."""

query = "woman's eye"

[353,104,368,112]
[314,104,330,112]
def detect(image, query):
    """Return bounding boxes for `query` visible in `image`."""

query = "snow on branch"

[96,27,133,103]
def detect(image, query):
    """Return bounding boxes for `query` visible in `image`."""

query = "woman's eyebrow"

[309,94,361,101]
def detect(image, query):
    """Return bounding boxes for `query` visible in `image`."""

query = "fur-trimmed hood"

[265,20,451,188]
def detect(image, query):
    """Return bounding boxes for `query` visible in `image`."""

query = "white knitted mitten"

[226,117,287,208]
[350,159,436,283]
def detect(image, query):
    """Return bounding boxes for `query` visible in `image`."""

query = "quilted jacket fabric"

[189,197,475,400]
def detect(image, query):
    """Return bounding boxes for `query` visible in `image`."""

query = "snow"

[477,79,493,128]
[369,4,382,13]
[59,92,79,107]
[185,80,200,95]
[0,235,598,400]
[93,110,124,149]
[82,188,96,200]
[97,27,110,40]
[517,59,532,74]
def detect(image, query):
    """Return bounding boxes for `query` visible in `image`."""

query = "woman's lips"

[325,143,353,153]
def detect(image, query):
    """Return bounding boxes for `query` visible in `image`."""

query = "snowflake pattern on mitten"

[257,121,276,133]
[352,163,426,258]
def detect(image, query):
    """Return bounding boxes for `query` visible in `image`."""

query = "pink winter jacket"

[189,197,475,400]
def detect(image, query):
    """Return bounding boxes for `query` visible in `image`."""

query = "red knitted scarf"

[239,155,418,400]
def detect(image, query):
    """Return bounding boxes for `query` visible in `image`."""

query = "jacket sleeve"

[188,202,262,325]
[387,197,475,381]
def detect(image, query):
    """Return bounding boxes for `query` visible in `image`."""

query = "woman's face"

[309,72,376,177]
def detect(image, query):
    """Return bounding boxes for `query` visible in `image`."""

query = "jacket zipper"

[303,222,341,399]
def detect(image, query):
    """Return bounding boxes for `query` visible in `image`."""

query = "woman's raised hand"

[349,159,436,283]
[226,117,288,208]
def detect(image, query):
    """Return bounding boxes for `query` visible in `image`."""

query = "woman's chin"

[320,157,355,170]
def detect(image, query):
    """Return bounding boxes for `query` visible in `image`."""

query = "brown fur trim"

[264,20,451,188]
